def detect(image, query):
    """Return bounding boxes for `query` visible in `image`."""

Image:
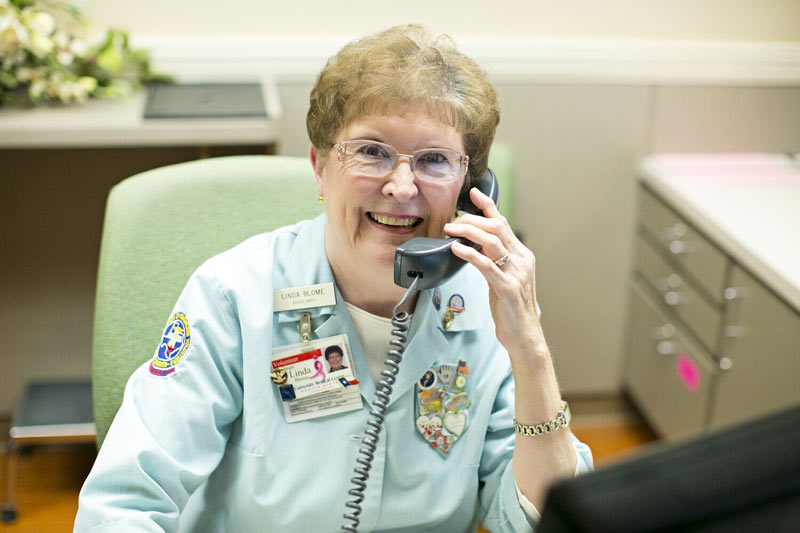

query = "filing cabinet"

[710,265,800,430]
[638,190,728,306]
[625,279,716,439]
[623,183,800,441]
[633,236,721,354]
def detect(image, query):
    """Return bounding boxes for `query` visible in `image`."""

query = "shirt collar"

[373,264,489,407]
[275,220,488,335]
[275,214,337,323]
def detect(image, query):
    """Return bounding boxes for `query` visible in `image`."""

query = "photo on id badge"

[324,344,349,373]
[270,334,357,402]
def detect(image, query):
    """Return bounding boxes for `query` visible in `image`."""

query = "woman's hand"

[444,187,545,357]
[447,187,578,512]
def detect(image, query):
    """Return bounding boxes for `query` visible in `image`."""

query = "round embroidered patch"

[149,312,190,376]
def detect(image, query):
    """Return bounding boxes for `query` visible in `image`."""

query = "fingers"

[450,240,509,284]
[445,221,507,263]
[445,187,517,261]
[469,186,501,219]
[455,188,516,244]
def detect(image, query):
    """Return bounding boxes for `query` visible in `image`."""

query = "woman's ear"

[309,144,325,197]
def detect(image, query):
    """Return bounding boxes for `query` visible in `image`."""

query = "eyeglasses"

[334,140,468,183]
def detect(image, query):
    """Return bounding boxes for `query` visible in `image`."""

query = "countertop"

[639,153,800,313]
[0,79,281,149]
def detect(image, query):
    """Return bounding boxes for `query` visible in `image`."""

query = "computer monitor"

[538,404,800,532]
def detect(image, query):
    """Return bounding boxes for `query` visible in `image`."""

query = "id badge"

[270,334,362,423]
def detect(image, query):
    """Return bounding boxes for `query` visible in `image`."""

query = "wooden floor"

[1,444,96,532]
[1,396,658,532]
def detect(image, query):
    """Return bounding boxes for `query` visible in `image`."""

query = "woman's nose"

[382,158,418,202]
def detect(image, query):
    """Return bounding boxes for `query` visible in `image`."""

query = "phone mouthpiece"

[394,237,470,290]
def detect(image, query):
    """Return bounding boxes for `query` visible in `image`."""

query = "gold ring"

[494,251,510,267]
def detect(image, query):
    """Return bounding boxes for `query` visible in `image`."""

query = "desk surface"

[0,79,281,149]
[640,153,800,312]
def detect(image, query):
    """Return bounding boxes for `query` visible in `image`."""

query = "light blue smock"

[75,214,593,532]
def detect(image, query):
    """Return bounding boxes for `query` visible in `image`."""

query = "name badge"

[274,282,336,312]
[271,334,362,423]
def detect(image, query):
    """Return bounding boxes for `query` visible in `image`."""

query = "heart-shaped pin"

[416,415,442,438]
[444,411,468,437]
[431,429,455,455]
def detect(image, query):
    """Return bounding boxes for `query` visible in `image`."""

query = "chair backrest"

[92,155,322,446]
[92,145,516,447]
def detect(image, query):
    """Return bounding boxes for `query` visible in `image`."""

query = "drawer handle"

[650,323,679,355]
[723,287,747,300]
[724,325,743,338]
[667,239,686,255]
[719,357,733,371]
[662,223,688,240]
[650,323,676,341]
[657,273,683,292]
[661,223,688,255]
[656,340,678,356]
[666,273,682,289]
[663,290,681,306]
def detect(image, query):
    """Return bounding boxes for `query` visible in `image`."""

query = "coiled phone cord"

[342,277,420,532]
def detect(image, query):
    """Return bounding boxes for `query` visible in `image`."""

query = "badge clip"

[299,312,311,342]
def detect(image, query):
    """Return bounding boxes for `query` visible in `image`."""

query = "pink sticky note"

[676,353,700,392]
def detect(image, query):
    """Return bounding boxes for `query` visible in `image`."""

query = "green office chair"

[488,142,516,234]
[92,146,516,447]
[92,155,321,446]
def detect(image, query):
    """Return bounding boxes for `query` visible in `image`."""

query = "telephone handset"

[342,169,499,531]
[393,168,499,290]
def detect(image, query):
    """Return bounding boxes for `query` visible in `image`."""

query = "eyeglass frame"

[332,139,469,183]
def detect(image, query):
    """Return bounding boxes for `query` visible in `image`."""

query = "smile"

[367,212,422,228]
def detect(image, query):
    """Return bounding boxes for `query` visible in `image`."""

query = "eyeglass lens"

[338,141,464,181]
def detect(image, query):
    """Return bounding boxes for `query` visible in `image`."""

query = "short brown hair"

[306,24,500,186]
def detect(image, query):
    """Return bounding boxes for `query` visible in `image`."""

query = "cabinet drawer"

[634,236,722,353]
[623,280,716,441]
[639,187,728,303]
[710,265,800,430]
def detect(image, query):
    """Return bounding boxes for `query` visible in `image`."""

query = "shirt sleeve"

[477,368,534,533]
[514,434,594,526]
[74,265,244,532]
[477,366,594,532]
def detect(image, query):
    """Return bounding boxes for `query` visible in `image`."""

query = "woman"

[75,25,592,532]
[325,345,348,372]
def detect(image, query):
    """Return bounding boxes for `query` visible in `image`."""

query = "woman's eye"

[357,143,390,159]
[418,151,450,165]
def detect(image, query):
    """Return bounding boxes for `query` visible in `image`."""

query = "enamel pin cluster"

[415,360,471,456]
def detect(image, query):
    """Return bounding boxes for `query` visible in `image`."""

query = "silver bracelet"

[514,401,571,436]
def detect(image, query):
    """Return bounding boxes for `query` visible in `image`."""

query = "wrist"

[514,401,571,436]
[505,326,550,361]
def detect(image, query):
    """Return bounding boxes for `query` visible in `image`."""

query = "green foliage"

[0,0,171,107]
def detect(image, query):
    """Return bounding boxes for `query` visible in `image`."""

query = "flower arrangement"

[0,0,169,107]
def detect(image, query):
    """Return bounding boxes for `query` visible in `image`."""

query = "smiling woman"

[74,24,593,533]
[311,108,467,315]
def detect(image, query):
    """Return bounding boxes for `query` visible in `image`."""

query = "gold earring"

[318,195,324,203]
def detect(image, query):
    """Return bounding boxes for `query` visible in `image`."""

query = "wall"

[80,0,800,42]
[1,2,799,413]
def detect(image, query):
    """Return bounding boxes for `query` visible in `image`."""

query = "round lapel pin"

[270,367,288,385]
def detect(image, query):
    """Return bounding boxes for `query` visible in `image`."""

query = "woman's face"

[312,107,465,281]
[327,351,344,371]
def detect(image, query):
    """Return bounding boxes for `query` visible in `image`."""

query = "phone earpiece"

[457,168,499,216]
[394,168,499,289]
